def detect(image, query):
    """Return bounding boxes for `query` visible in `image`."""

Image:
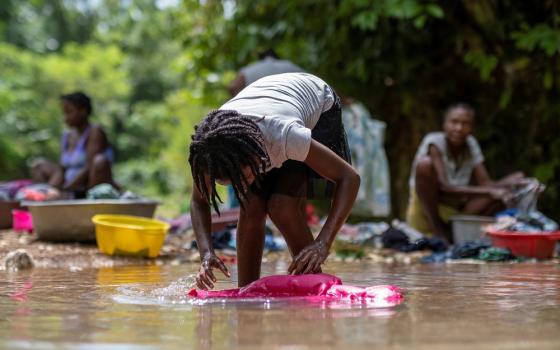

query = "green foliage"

[464,50,498,81]
[0,1,212,216]
[1,0,559,220]
[177,0,560,220]
[0,42,130,180]
[513,24,560,56]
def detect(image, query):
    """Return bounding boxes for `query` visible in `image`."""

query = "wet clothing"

[221,73,350,200]
[60,125,113,185]
[187,273,404,308]
[240,57,304,86]
[221,73,338,171]
[250,91,350,199]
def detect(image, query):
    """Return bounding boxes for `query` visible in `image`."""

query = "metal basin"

[450,215,495,244]
[24,199,159,242]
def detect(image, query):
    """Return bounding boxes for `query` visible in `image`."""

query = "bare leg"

[414,156,450,240]
[236,191,267,287]
[267,195,316,262]
[463,196,504,215]
[88,154,116,189]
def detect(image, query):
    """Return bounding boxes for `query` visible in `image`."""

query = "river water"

[1,261,559,349]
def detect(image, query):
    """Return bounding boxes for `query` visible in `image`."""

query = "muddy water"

[1,261,559,349]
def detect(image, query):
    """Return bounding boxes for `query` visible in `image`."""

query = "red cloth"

[187,274,403,306]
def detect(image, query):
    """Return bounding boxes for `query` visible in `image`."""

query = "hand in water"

[196,252,230,290]
[288,241,329,275]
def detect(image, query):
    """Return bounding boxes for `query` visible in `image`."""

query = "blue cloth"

[422,240,491,263]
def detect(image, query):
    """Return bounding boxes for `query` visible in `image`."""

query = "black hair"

[60,92,92,116]
[188,110,269,214]
[444,102,475,121]
[258,49,279,60]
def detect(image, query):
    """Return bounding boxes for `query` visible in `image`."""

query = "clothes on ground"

[336,221,423,248]
[190,225,286,252]
[60,125,114,185]
[478,247,515,262]
[449,240,491,259]
[336,222,390,248]
[0,180,34,200]
[165,213,193,235]
[85,183,143,201]
[86,183,120,199]
[15,184,61,201]
[422,240,490,263]
[187,273,403,307]
[381,227,448,253]
[191,229,234,250]
[391,219,424,241]
[342,101,391,217]
[220,73,336,171]
[421,240,520,263]
[240,56,304,86]
[334,220,446,256]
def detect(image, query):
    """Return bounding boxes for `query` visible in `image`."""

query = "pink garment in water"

[187,273,403,305]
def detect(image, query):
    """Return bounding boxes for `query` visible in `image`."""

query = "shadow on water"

[1,261,560,349]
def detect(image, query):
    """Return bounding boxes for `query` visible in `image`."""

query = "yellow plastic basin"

[92,214,170,258]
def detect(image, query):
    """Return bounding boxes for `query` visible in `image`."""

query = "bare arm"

[472,163,494,186]
[191,180,230,289]
[428,145,495,197]
[288,140,360,274]
[306,140,360,247]
[191,183,214,256]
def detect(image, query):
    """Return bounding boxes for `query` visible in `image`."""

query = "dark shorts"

[252,91,351,200]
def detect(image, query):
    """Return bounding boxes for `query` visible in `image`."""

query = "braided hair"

[189,109,269,214]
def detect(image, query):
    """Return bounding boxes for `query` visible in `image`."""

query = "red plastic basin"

[486,230,560,259]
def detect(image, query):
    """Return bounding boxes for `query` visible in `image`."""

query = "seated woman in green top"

[406,103,527,243]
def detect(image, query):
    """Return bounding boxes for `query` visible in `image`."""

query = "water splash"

[113,275,197,306]
[151,275,197,297]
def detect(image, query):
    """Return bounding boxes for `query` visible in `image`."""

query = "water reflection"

[1,262,559,349]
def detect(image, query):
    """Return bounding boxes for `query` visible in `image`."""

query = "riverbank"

[2,229,558,271]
